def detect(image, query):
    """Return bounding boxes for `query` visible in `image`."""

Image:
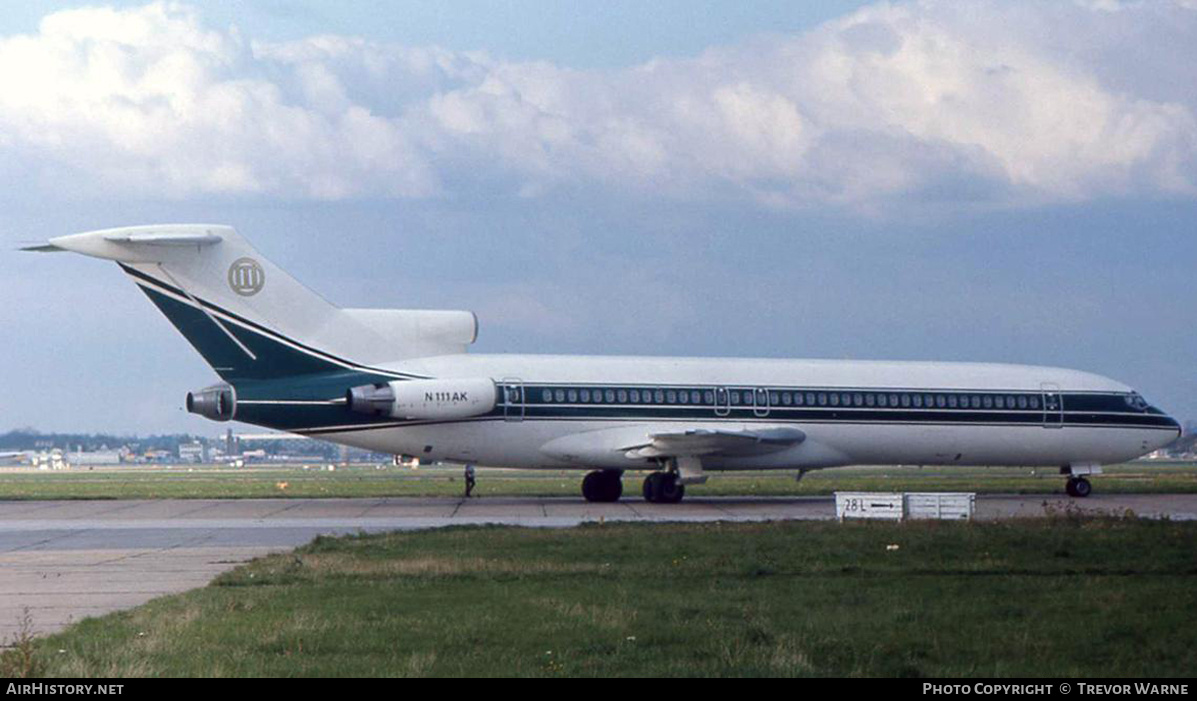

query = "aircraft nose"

[1157,412,1183,448]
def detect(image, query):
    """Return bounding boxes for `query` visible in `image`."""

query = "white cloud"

[0,0,1194,210]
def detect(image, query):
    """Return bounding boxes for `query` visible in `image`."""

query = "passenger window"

[818,393,827,406]
[1029,396,1040,409]
[1017,395,1027,409]
[782,392,792,406]
[555,389,566,402]
[982,395,993,409]
[654,389,665,403]
[912,394,923,408]
[971,396,982,409]
[605,390,616,403]
[877,394,887,407]
[630,389,640,403]
[794,393,804,406]
[853,393,863,406]
[617,389,628,403]
[994,396,1005,409]
[770,391,780,405]
[579,389,590,402]
[703,390,714,404]
[542,389,552,403]
[567,389,578,402]
[808,392,817,406]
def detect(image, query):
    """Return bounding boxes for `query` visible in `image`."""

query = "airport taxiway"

[2,493,1195,639]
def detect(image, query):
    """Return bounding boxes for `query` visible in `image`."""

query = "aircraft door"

[754,388,770,417]
[503,378,525,422]
[714,387,730,417]
[1041,382,1062,428]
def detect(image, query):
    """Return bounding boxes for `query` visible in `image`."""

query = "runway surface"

[2,493,1195,639]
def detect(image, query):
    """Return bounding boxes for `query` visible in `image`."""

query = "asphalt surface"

[2,493,1196,639]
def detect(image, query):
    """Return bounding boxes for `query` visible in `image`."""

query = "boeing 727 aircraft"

[26,225,1181,502]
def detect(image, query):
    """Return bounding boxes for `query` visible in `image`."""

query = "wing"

[540,424,805,465]
[621,426,805,458]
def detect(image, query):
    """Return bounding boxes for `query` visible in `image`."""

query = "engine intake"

[346,378,496,420]
[346,383,396,416]
[186,383,236,422]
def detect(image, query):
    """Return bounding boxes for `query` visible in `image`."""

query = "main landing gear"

[581,469,623,502]
[579,467,687,504]
[642,471,685,504]
[1065,476,1092,498]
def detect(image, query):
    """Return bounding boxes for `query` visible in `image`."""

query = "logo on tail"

[228,257,265,296]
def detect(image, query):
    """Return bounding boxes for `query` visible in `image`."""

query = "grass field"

[6,517,1196,677]
[0,461,1195,500]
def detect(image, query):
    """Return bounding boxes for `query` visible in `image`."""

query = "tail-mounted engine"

[186,383,236,422]
[347,378,496,420]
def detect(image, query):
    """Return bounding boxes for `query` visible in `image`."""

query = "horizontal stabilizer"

[102,231,222,246]
[21,225,227,264]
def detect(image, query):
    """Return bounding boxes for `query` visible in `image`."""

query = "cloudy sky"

[1,0,1193,435]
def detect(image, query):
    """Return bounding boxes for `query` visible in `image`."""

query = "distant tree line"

[0,428,204,452]
[0,429,387,462]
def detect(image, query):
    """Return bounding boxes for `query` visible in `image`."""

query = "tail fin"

[31,225,476,381]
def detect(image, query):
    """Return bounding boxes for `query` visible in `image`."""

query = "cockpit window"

[1125,392,1149,412]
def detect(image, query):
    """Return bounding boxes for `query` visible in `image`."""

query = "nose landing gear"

[1062,463,1101,498]
[1065,476,1092,498]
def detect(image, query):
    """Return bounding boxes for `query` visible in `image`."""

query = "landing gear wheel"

[1071,477,1092,498]
[642,472,662,502]
[1065,476,1092,498]
[582,470,623,502]
[642,471,685,504]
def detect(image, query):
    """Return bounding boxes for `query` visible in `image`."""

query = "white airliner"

[26,225,1181,502]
